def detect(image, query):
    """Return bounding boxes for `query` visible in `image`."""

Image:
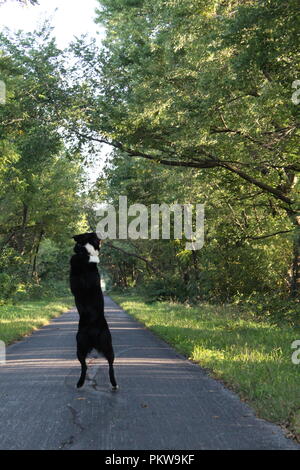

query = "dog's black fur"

[70,232,117,390]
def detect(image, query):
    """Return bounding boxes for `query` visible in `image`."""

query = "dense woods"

[0,1,299,317]
[0,26,89,301]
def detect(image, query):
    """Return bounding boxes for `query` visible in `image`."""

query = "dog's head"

[72,232,101,262]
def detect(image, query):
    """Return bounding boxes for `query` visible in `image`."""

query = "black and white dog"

[70,232,117,390]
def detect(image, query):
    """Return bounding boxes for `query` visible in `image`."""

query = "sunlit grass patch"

[112,293,300,435]
[0,297,74,344]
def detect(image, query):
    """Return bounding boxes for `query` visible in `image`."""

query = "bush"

[233,292,300,327]
[137,278,192,303]
[13,279,70,302]
[0,273,17,303]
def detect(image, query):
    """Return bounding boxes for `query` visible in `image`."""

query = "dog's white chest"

[84,243,100,263]
[89,255,100,263]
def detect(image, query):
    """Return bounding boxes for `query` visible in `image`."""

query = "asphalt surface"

[0,296,298,450]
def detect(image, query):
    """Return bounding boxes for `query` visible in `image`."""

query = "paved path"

[0,296,298,450]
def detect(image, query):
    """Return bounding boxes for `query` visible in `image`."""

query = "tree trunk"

[31,229,44,280]
[192,250,200,281]
[20,203,28,255]
[291,214,300,298]
[281,171,300,298]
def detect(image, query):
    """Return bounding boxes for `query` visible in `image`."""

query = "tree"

[0,26,86,299]
[69,0,300,296]
[94,149,292,302]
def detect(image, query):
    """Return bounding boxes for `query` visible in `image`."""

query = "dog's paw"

[111,385,119,392]
[77,381,84,388]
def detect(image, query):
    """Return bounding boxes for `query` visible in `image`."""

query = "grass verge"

[112,293,300,440]
[0,296,74,345]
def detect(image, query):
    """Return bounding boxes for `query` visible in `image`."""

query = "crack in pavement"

[59,404,85,450]
[59,434,75,450]
[59,361,110,450]
[67,404,85,433]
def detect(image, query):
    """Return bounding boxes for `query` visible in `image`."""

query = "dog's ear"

[73,234,87,244]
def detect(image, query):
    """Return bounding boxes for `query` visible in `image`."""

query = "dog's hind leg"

[76,349,87,388]
[95,329,118,390]
[76,335,89,388]
[102,347,118,391]
[108,355,118,391]
[109,355,118,391]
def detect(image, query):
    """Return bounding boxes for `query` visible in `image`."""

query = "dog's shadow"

[64,354,117,396]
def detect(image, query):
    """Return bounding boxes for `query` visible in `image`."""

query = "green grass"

[0,296,74,345]
[112,293,300,437]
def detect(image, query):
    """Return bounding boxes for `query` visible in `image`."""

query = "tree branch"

[219,162,293,205]
[244,229,293,241]
[72,130,294,205]
[102,240,164,276]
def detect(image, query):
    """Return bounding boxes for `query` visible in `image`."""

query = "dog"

[69,232,118,390]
